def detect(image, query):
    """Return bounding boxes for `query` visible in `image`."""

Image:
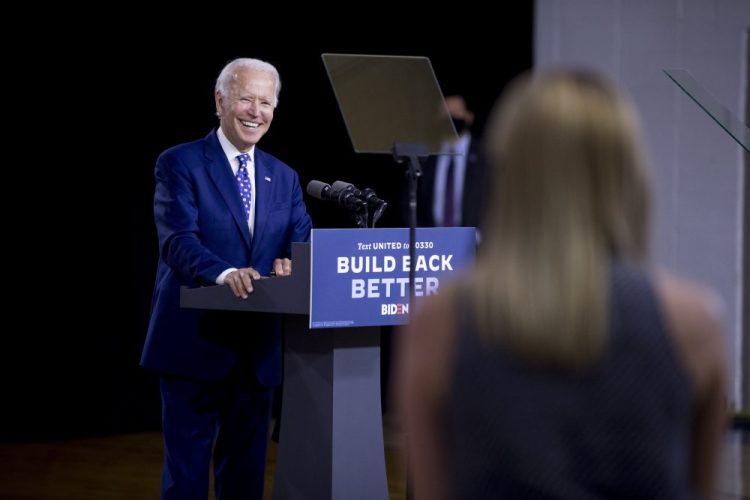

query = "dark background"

[5,14,533,441]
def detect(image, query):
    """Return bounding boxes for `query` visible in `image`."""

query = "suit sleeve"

[285,169,312,256]
[154,152,233,283]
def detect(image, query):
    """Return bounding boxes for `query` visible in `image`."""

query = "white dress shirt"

[215,128,257,284]
[433,133,470,226]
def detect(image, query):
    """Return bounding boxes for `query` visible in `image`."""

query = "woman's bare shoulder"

[410,285,459,331]
[400,284,462,401]
[407,284,461,363]
[653,269,726,395]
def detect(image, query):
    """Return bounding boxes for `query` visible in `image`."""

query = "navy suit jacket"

[402,135,488,229]
[141,130,312,384]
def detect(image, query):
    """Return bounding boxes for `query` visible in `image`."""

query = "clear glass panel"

[664,69,750,153]
[322,54,458,154]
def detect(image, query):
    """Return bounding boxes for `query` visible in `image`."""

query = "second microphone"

[306,180,366,210]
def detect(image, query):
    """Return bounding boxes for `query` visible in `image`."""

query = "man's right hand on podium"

[225,267,261,299]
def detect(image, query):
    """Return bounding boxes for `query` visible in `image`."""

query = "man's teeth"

[241,120,260,128]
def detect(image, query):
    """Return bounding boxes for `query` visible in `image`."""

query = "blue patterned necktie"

[236,153,252,220]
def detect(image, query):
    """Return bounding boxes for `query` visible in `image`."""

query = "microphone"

[306,180,365,210]
[331,181,387,208]
[332,180,388,226]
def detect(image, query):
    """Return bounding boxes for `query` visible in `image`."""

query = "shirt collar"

[443,132,471,155]
[217,128,255,170]
[452,133,471,155]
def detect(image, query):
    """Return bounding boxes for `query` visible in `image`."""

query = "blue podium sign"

[309,227,475,328]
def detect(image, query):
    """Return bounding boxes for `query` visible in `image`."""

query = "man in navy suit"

[403,95,488,233]
[141,57,312,500]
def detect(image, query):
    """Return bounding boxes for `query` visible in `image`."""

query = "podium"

[180,242,389,500]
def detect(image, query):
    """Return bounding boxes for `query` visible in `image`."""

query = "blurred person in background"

[397,69,727,500]
[402,95,488,232]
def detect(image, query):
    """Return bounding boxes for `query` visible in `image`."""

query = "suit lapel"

[251,153,272,250]
[203,135,253,249]
[461,139,484,226]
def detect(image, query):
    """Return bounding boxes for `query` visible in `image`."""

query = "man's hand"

[272,258,292,277]
[225,267,261,299]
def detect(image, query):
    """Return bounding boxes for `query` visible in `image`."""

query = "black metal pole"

[393,143,427,500]
[393,143,427,296]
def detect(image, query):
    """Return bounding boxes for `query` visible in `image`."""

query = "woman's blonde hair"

[473,69,650,369]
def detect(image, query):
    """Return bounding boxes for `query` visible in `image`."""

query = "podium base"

[272,315,389,500]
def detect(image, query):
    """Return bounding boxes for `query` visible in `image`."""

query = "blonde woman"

[397,70,727,500]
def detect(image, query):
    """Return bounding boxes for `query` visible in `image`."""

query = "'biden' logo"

[381,303,409,315]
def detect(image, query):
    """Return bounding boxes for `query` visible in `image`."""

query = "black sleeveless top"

[444,261,695,499]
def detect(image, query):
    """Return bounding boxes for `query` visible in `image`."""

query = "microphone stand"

[350,203,369,229]
[370,200,387,228]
